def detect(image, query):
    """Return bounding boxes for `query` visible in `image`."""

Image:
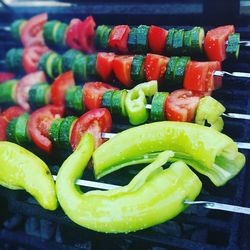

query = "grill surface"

[0,1,250,249]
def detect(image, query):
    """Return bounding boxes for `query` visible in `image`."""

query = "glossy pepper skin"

[0,142,57,210]
[56,133,202,233]
[125,80,157,125]
[93,122,245,186]
[195,96,225,132]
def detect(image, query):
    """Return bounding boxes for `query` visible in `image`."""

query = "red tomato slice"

[22,46,50,73]
[96,52,115,81]
[70,108,112,150]
[108,25,130,53]
[51,71,75,106]
[21,13,47,47]
[65,19,82,50]
[27,105,65,152]
[204,25,235,61]
[0,116,8,141]
[184,61,222,92]
[148,25,168,54]
[0,72,15,83]
[83,82,118,110]
[15,71,47,111]
[113,55,133,87]
[78,16,96,53]
[2,106,26,122]
[165,89,202,122]
[144,53,169,83]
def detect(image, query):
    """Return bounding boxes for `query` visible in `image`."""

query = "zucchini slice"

[131,55,145,83]
[151,92,169,121]
[226,33,240,59]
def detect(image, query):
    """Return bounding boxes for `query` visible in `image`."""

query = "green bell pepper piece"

[56,133,202,233]
[93,122,245,186]
[125,80,158,125]
[195,96,225,132]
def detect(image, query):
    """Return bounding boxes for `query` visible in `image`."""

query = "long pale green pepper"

[93,122,245,186]
[56,133,202,233]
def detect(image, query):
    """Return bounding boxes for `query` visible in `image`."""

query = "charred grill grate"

[0,1,250,249]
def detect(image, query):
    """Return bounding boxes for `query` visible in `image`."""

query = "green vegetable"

[93,121,245,186]
[173,57,190,84]
[125,80,158,125]
[150,92,168,121]
[57,134,202,233]
[54,22,68,48]
[165,56,179,83]
[65,86,84,113]
[14,113,31,145]
[86,55,98,79]
[11,19,27,41]
[136,25,150,53]
[0,80,18,104]
[62,49,83,72]
[101,90,114,112]
[100,27,112,50]
[226,33,240,59]
[0,142,57,210]
[28,83,50,108]
[72,55,88,83]
[6,48,23,72]
[172,29,184,54]
[49,118,64,148]
[52,55,63,78]
[111,90,127,117]
[128,27,137,53]
[190,27,204,53]
[165,28,175,53]
[195,96,225,132]
[131,55,145,83]
[43,20,61,47]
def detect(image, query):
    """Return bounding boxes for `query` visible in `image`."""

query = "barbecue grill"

[0,0,250,249]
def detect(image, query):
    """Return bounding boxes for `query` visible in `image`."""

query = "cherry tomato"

[78,16,96,53]
[204,25,235,61]
[0,72,15,83]
[22,46,50,73]
[27,105,64,152]
[15,71,47,111]
[144,53,169,82]
[165,89,202,122]
[113,55,133,87]
[108,25,130,53]
[83,82,118,110]
[148,25,168,54]
[2,106,26,122]
[21,13,47,47]
[70,108,112,150]
[51,71,75,106]
[96,52,115,81]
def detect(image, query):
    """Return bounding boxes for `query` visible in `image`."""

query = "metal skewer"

[51,175,250,215]
[146,104,250,121]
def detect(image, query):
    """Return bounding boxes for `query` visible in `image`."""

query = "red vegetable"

[96,52,115,81]
[148,25,168,54]
[108,25,130,53]
[183,61,222,92]
[22,46,50,73]
[15,71,47,111]
[70,108,112,150]
[20,13,47,47]
[51,71,75,106]
[204,25,235,61]
[78,16,96,53]
[0,116,8,141]
[65,19,82,50]
[83,82,118,110]
[0,72,15,83]
[2,106,26,122]
[113,55,133,87]
[144,53,169,83]
[165,89,202,122]
[27,105,65,152]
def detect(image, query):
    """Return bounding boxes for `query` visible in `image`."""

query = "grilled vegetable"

[57,134,202,233]
[0,141,57,210]
[93,121,245,186]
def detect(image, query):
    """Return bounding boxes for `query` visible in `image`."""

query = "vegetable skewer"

[52,174,250,215]
[4,48,250,93]
[0,14,247,61]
